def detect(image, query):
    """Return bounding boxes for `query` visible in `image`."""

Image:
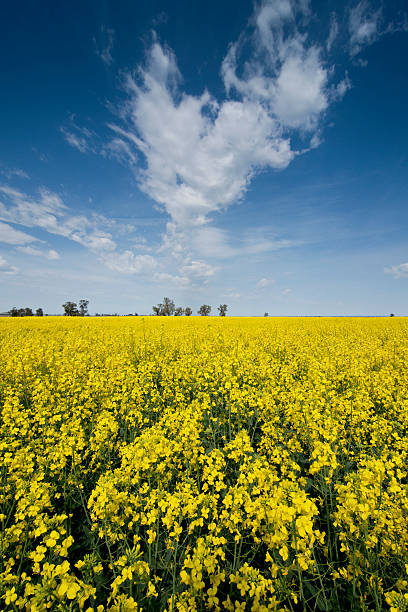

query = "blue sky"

[1,0,407,315]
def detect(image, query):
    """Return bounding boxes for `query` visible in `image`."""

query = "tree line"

[152,298,227,316]
[7,299,229,317]
[9,307,44,317]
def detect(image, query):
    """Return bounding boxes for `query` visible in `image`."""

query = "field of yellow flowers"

[1,316,408,611]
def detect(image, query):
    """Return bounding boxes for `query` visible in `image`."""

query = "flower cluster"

[1,316,408,610]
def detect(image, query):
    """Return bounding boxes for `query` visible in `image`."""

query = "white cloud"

[0,184,158,276]
[385,263,408,278]
[221,0,336,131]
[257,277,275,288]
[17,246,60,260]
[349,1,382,56]
[104,137,138,166]
[110,40,297,232]
[102,1,349,286]
[0,255,18,275]
[0,221,38,245]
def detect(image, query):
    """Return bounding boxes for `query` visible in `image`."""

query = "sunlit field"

[1,317,408,611]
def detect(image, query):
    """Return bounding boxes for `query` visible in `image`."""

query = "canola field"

[1,316,408,612]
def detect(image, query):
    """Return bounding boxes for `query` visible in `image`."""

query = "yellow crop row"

[1,317,408,611]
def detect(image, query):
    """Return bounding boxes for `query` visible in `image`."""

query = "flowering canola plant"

[1,316,408,611]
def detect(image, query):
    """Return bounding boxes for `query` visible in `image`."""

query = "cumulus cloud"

[221,0,335,131]
[0,255,18,275]
[16,246,60,260]
[113,42,294,231]
[101,0,350,284]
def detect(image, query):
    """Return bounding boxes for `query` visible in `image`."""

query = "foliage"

[62,301,79,316]
[153,298,175,316]
[1,317,408,611]
[184,307,192,316]
[218,304,228,317]
[198,304,211,316]
[79,300,89,317]
[62,300,89,316]
[8,307,34,317]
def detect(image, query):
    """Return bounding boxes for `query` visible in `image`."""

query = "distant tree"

[264,312,269,317]
[198,304,211,316]
[152,297,175,316]
[162,297,175,316]
[174,306,184,316]
[62,301,79,316]
[390,313,395,317]
[8,306,37,316]
[184,307,192,316]
[36,308,44,317]
[79,299,89,316]
[218,304,228,317]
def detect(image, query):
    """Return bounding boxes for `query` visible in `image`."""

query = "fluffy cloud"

[222,4,331,131]
[0,255,18,275]
[102,0,350,284]
[114,43,294,230]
